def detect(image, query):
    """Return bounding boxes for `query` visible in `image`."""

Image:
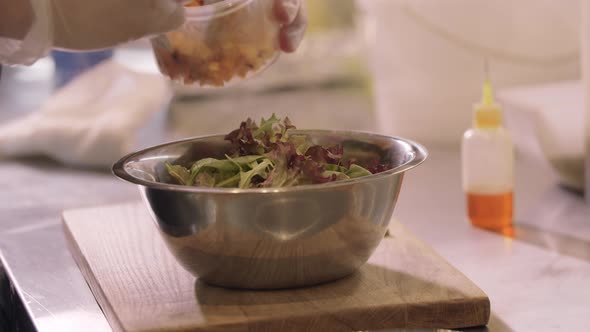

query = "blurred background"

[0,0,587,208]
[0,1,588,219]
[1,1,589,330]
[0,0,585,188]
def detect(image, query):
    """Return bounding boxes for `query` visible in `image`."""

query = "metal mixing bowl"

[113,130,427,289]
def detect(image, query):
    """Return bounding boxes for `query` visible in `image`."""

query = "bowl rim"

[112,129,428,194]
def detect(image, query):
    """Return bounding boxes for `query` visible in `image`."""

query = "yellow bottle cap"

[474,80,503,129]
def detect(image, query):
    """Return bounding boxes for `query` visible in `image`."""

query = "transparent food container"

[151,0,280,87]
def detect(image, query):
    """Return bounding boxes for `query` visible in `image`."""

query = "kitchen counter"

[1,60,589,332]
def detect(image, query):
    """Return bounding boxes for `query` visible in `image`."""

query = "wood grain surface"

[63,203,490,332]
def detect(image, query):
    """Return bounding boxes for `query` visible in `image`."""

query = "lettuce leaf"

[262,142,303,187]
[322,170,350,181]
[346,164,373,178]
[325,164,348,173]
[165,162,192,185]
[239,159,273,189]
[216,173,240,188]
[193,171,216,187]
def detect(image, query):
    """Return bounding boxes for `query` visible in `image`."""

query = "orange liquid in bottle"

[467,192,513,231]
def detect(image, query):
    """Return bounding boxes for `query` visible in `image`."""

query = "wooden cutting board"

[63,203,490,332]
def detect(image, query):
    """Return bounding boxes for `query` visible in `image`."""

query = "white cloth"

[0,61,172,168]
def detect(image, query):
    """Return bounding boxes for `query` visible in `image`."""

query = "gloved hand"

[0,0,307,65]
[50,0,186,50]
[0,0,186,65]
[274,0,307,53]
[54,0,307,51]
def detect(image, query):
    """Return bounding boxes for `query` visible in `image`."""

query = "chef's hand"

[50,0,186,50]
[0,0,186,65]
[0,0,306,66]
[53,0,308,51]
[274,0,307,53]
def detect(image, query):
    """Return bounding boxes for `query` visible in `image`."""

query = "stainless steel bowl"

[113,130,427,289]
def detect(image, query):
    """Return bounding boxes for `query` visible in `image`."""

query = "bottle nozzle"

[481,59,495,106]
[482,80,495,106]
[474,59,502,129]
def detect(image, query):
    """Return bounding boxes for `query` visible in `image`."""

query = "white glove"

[0,61,172,168]
[274,0,307,53]
[0,0,185,65]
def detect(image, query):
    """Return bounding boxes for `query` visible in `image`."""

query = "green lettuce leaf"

[165,162,192,185]
[322,170,350,181]
[225,155,265,170]
[190,158,239,174]
[254,114,281,138]
[216,173,241,188]
[189,158,239,184]
[346,164,373,178]
[325,164,348,173]
[239,159,273,189]
[289,134,311,155]
[193,171,216,187]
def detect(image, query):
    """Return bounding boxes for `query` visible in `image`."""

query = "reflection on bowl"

[113,130,427,289]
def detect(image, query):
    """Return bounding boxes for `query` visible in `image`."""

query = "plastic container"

[150,0,280,87]
[462,79,514,231]
[498,81,585,193]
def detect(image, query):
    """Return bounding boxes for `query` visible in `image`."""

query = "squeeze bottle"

[461,77,514,231]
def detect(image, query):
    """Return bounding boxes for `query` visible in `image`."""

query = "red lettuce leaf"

[305,144,344,165]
